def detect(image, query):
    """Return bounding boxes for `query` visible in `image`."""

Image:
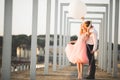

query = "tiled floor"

[10,64,120,80]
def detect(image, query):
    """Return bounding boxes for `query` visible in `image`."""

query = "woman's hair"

[80,25,87,35]
[80,21,92,35]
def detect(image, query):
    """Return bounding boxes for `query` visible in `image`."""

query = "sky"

[0,0,120,43]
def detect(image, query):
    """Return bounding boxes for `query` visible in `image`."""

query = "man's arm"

[91,31,98,53]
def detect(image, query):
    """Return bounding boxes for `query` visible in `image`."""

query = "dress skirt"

[65,34,89,64]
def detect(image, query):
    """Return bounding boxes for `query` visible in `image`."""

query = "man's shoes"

[85,76,95,79]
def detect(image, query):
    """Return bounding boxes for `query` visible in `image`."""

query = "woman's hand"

[81,17,85,21]
[69,40,76,44]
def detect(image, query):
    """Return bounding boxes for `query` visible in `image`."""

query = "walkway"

[11,64,120,80]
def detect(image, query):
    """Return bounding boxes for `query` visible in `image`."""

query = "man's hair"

[84,21,92,28]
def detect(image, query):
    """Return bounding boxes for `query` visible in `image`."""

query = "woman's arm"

[69,40,77,44]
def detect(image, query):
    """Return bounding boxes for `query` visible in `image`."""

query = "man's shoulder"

[92,28,97,34]
[90,29,97,36]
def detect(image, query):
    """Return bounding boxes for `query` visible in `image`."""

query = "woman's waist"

[86,43,94,46]
[86,41,94,45]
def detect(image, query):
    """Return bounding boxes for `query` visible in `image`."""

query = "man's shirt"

[86,28,98,52]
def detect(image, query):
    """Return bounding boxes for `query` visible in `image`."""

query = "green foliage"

[37,39,45,48]
[0,36,2,47]
[12,35,31,56]
[70,35,78,41]
[12,35,30,48]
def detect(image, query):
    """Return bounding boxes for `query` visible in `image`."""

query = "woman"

[65,21,91,79]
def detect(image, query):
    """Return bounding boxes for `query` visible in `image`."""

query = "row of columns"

[89,0,119,77]
[60,2,107,75]
[95,0,120,77]
[1,0,119,80]
[60,0,120,78]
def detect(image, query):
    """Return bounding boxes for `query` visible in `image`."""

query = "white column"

[1,0,12,80]
[17,47,20,58]
[103,13,106,71]
[64,11,68,66]
[30,0,38,79]
[107,0,113,73]
[58,5,63,69]
[21,47,24,58]
[104,5,109,71]
[98,23,102,67]
[62,11,66,67]
[103,13,107,71]
[67,18,71,65]
[68,19,71,43]
[65,17,71,66]
[53,0,58,71]
[104,13,107,71]
[44,0,51,74]
[100,20,103,69]
[101,17,104,70]
[65,13,69,66]
[112,0,119,77]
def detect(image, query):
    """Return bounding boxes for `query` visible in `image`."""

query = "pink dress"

[65,34,89,64]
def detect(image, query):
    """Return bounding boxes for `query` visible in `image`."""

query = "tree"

[12,35,30,57]
[0,36,3,58]
[0,36,3,47]
[37,39,45,54]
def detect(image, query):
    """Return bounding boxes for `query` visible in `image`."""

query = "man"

[85,21,98,79]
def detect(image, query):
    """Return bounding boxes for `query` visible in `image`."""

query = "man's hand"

[91,50,94,54]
